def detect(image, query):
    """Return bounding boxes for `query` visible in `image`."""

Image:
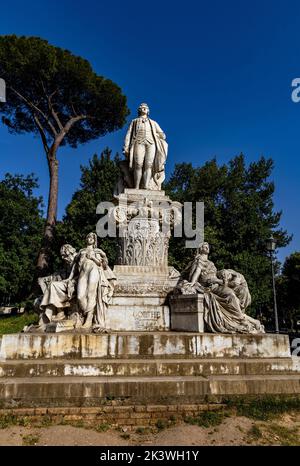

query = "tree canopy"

[0,35,129,146]
[55,148,120,267]
[0,174,44,302]
[277,252,300,331]
[0,35,129,273]
[164,154,291,319]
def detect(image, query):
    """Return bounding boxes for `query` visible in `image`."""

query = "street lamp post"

[266,235,279,334]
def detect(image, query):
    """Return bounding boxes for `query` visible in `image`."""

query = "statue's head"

[60,244,76,264]
[138,103,150,116]
[197,242,210,255]
[86,232,98,247]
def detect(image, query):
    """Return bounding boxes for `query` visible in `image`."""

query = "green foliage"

[54,148,120,267]
[277,252,300,331]
[0,174,44,301]
[0,414,33,429]
[248,425,263,440]
[0,414,18,429]
[185,410,225,428]
[225,395,300,420]
[40,415,53,427]
[266,424,299,446]
[135,426,147,434]
[95,423,110,432]
[0,35,129,147]
[22,434,40,446]
[282,252,300,289]
[0,35,129,272]
[0,313,38,334]
[165,154,291,318]
[155,419,167,430]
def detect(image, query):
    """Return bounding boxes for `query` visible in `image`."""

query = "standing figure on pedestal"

[69,232,116,331]
[122,103,168,190]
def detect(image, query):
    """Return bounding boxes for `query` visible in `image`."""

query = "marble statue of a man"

[123,103,168,190]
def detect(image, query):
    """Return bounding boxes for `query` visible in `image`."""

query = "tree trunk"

[36,150,59,276]
[32,118,82,291]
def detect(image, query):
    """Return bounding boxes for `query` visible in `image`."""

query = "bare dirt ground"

[0,412,299,446]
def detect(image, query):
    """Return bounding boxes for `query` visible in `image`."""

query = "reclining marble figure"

[176,242,265,334]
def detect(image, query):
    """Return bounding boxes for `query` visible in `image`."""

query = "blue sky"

[1,0,300,263]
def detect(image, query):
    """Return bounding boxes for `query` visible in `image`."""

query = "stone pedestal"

[107,189,181,331]
[112,189,181,267]
[45,320,76,333]
[0,332,293,360]
[170,294,204,332]
[109,265,180,331]
[107,296,170,331]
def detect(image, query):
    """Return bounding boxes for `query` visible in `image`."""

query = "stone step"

[0,357,299,378]
[1,374,300,407]
[0,332,291,359]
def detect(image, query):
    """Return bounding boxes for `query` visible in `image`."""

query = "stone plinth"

[0,332,292,360]
[107,296,170,331]
[110,264,180,331]
[170,294,204,332]
[106,189,182,331]
[45,320,76,333]
[112,188,182,267]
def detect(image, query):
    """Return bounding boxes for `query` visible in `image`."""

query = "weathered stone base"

[107,296,170,331]
[108,187,181,332]
[0,332,291,359]
[1,357,299,378]
[170,294,204,332]
[45,319,76,333]
[0,332,299,409]
[110,265,179,331]
[1,374,300,407]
